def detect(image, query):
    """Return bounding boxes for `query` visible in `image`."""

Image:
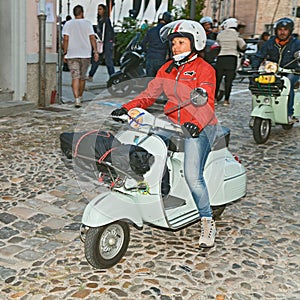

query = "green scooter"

[249,51,300,144]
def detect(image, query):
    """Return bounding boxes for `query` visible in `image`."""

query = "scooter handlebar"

[278,67,300,75]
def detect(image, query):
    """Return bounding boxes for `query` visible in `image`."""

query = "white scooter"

[80,90,247,269]
[249,51,300,144]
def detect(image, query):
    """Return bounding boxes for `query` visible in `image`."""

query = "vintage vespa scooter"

[80,89,247,269]
[249,50,300,144]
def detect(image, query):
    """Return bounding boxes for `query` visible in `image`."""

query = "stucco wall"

[202,0,300,38]
[27,62,56,106]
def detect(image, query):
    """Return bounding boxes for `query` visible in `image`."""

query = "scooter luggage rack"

[249,76,283,96]
[98,160,136,190]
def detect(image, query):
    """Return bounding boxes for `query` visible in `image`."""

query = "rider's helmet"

[199,16,213,25]
[158,11,173,24]
[222,18,238,30]
[160,19,207,52]
[274,17,294,37]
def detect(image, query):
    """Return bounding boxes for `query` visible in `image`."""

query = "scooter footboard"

[82,191,143,228]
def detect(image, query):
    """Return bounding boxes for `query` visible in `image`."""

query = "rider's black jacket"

[252,36,300,69]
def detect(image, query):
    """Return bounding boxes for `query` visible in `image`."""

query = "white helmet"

[160,19,207,51]
[200,16,213,24]
[222,18,238,29]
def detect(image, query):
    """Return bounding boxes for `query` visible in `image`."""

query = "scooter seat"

[166,126,230,152]
[211,126,230,151]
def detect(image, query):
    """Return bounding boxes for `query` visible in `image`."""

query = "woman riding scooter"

[252,17,300,123]
[111,20,218,248]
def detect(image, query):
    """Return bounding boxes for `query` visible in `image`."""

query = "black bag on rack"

[59,130,154,180]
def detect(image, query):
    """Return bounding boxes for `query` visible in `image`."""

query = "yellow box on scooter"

[255,75,276,84]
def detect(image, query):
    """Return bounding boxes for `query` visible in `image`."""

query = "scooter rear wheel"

[84,221,130,269]
[253,117,271,144]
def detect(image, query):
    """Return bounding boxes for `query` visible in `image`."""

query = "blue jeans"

[184,125,216,218]
[89,42,115,77]
[287,73,299,116]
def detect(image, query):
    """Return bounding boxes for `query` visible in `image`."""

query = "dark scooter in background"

[107,33,146,97]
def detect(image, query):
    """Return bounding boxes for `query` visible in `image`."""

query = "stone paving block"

[42,218,65,229]
[24,198,48,209]
[8,207,36,219]
[36,193,58,203]
[39,241,63,252]
[0,212,18,224]
[0,245,25,257]
[15,249,43,261]
[0,266,17,281]
[0,227,19,239]
[64,201,85,213]
[39,204,67,217]
[55,231,79,242]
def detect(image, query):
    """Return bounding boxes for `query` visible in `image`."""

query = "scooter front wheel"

[253,117,271,144]
[84,221,130,269]
[107,74,132,97]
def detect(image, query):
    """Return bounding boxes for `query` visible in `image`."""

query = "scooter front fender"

[251,105,275,125]
[82,191,143,228]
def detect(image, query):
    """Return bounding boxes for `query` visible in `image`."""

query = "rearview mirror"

[190,88,208,106]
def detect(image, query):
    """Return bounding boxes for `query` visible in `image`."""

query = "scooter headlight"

[128,109,144,128]
[263,97,271,104]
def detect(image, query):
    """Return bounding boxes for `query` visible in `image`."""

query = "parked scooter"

[107,33,146,97]
[80,89,247,269]
[249,51,300,144]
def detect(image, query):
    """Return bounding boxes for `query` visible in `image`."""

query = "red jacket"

[123,55,218,130]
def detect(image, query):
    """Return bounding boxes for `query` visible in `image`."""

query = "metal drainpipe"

[38,0,46,107]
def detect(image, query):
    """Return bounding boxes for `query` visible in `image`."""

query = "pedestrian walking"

[111,20,218,248]
[214,18,246,106]
[87,4,115,81]
[62,5,98,108]
[257,31,270,51]
[141,11,173,78]
[62,15,72,72]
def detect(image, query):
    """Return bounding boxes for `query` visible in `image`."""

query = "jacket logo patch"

[184,71,196,76]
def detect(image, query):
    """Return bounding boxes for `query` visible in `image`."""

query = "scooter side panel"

[205,149,247,206]
[294,92,300,117]
[82,191,144,228]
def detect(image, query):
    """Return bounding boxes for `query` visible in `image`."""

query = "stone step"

[0,89,14,102]
[0,101,35,117]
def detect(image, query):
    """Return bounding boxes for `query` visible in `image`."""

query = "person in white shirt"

[214,18,246,106]
[62,5,98,107]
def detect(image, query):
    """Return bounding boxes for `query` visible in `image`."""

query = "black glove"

[111,107,128,122]
[181,122,201,138]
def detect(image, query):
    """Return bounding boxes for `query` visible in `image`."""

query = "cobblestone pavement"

[0,80,300,300]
